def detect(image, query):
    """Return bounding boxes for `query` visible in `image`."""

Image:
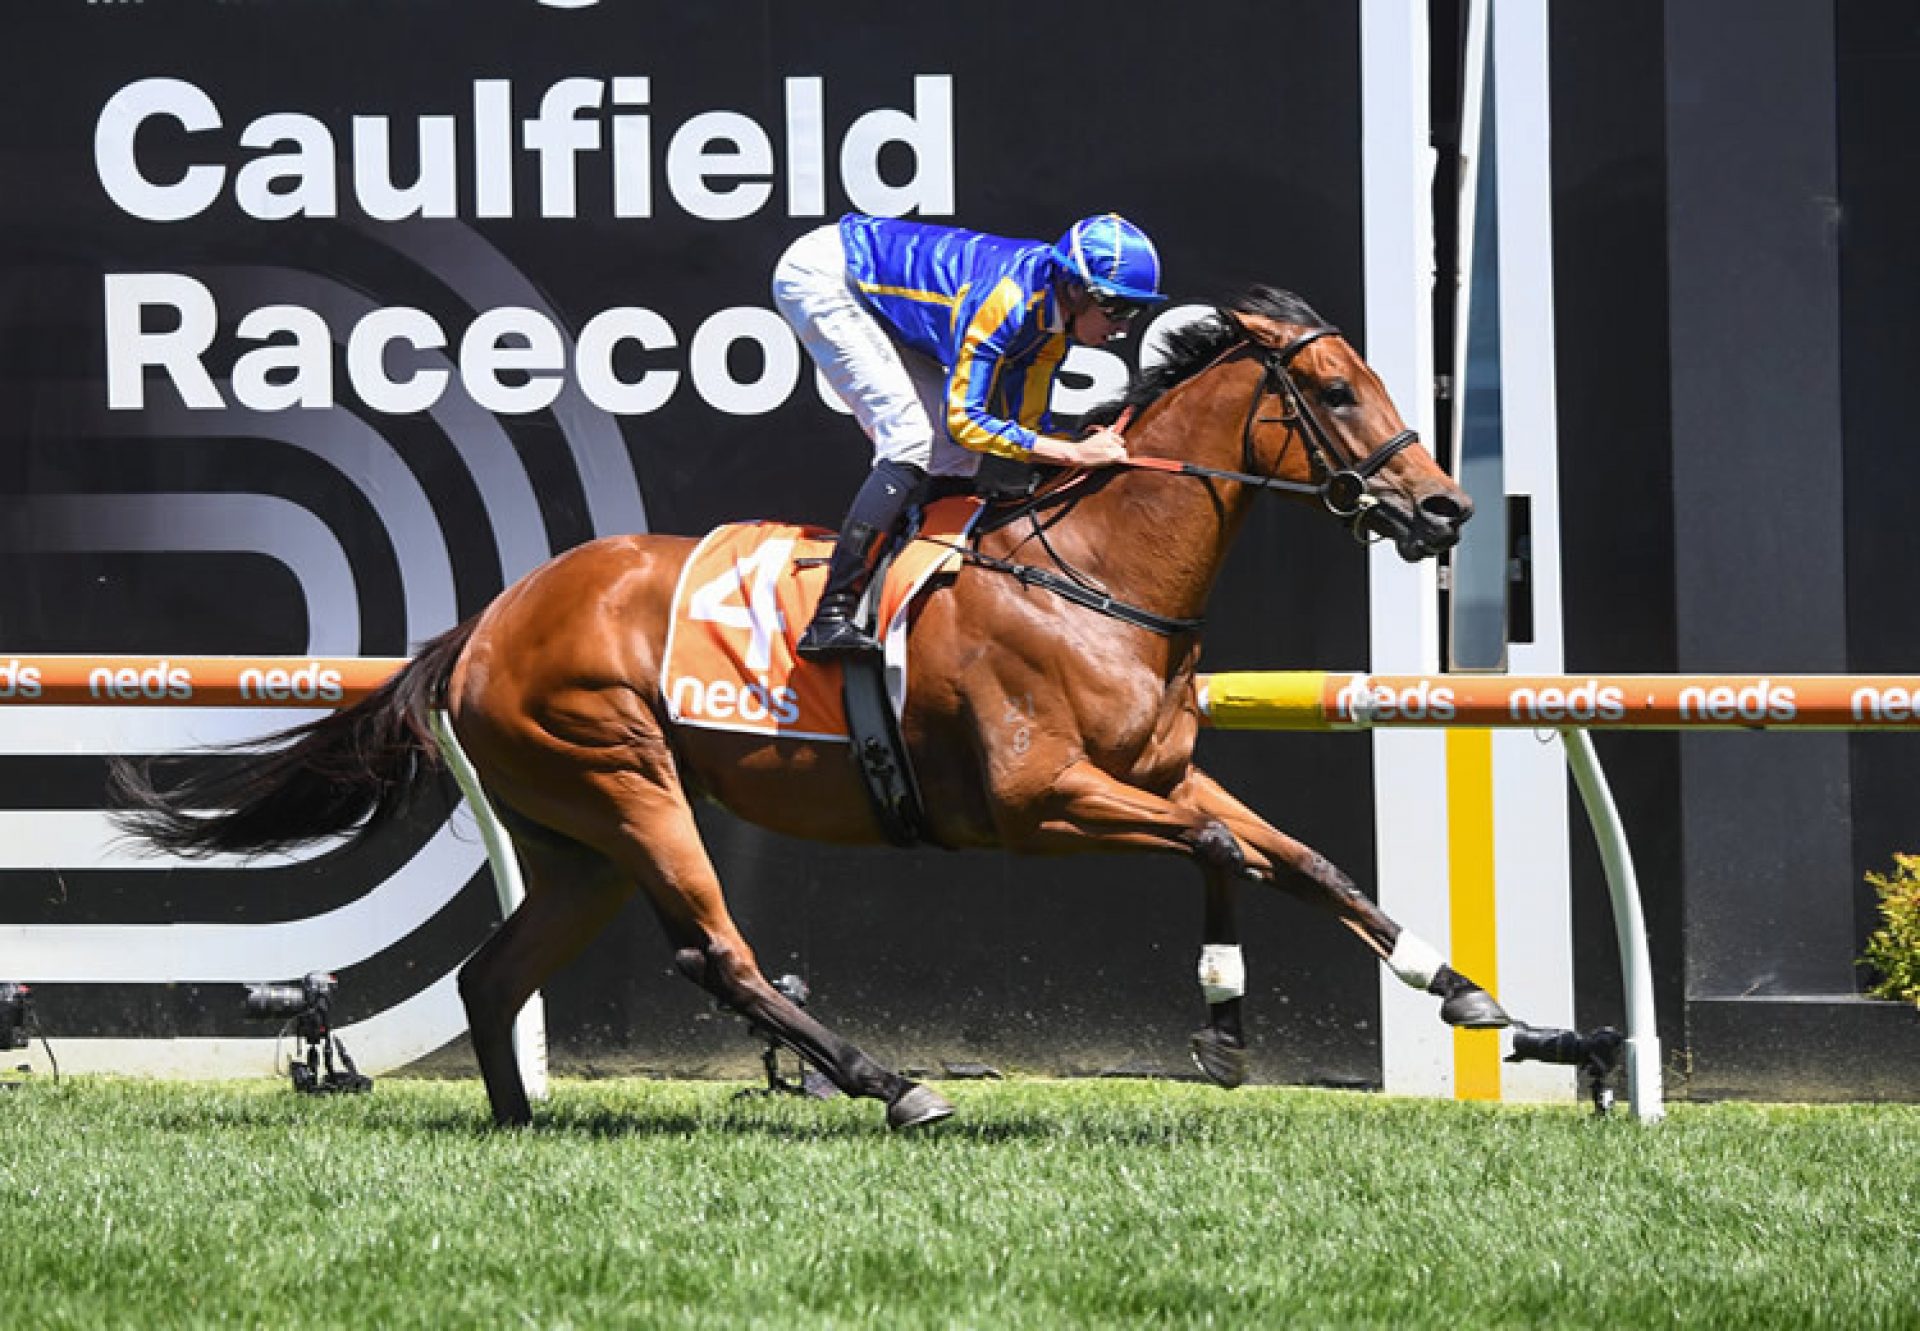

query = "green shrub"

[1862,853,1920,1005]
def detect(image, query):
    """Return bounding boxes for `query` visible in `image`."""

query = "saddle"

[661,494,984,845]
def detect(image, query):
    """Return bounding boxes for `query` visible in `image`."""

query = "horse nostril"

[1419,493,1471,526]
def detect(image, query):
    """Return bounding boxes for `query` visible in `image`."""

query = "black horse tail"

[106,619,481,858]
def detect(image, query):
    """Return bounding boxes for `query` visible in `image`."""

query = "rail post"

[429,709,548,1102]
[1558,729,1663,1121]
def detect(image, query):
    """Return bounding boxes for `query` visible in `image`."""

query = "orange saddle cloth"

[661,496,982,742]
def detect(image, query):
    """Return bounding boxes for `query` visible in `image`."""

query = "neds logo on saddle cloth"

[662,498,981,741]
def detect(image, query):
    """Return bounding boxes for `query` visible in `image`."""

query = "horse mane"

[1082,285,1330,428]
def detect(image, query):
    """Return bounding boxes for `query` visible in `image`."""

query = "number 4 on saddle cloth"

[661,495,983,843]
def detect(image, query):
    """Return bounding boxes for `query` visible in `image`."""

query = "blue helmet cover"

[1052,213,1167,303]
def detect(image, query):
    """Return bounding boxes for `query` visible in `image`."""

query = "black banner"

[1,0,1380,1083]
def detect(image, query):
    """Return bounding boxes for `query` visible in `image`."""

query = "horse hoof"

[1441,989,1511,1029]
[1189,1029,1249,1089]
[886,1084,955,1130]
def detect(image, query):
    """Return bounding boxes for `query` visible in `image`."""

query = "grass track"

[2,1077,1916,1329]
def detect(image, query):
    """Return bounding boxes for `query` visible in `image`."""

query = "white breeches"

[771,224,981,478]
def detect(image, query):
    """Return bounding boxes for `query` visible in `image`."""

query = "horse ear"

[1227,310,1297,350]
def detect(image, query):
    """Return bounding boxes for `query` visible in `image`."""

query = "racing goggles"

[1088,290,1147,321]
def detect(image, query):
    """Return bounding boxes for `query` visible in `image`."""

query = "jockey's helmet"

[1052,214,1168,304]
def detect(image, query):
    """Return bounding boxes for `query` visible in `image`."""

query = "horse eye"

[1321,380,1356,409]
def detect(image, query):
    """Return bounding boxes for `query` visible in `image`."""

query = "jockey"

[772,211,1168,659]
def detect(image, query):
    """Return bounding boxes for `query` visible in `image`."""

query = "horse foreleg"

[1012,759,1247,860]
[1175,769,1510,1031]
[1004,760,1263,1085]
[1190,866,1250,1088]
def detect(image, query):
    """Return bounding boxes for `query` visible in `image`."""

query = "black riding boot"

[798,460,924,661]
[798,520,885,659]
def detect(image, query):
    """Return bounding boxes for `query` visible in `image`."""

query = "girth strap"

[840,651,930,847]
[838,535,933,847]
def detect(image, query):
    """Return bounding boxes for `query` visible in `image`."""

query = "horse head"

[1229,300,1472,562]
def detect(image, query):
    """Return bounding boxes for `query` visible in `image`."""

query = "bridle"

[960,324,1426,638]
[1116,326,1420,538]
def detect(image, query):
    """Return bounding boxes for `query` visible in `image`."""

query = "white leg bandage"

[1387,931,1445,989]
[1198,943,1246,1004]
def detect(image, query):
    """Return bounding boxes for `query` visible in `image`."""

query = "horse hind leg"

[593,781,953,1131]
[669,935,951,1130]
[458,821,636,1126]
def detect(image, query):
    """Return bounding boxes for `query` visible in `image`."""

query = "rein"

[933,472,1205,638]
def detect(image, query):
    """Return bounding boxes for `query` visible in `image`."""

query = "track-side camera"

[0,984,32,1053]
[1505,1023,1625,1114]
[243,972,371,1095]
[735,973,838,1101]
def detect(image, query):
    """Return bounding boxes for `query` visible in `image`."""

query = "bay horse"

[111,286,1508,1129]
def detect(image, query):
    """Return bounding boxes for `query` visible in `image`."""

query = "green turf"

[1,1077,1915,1329]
